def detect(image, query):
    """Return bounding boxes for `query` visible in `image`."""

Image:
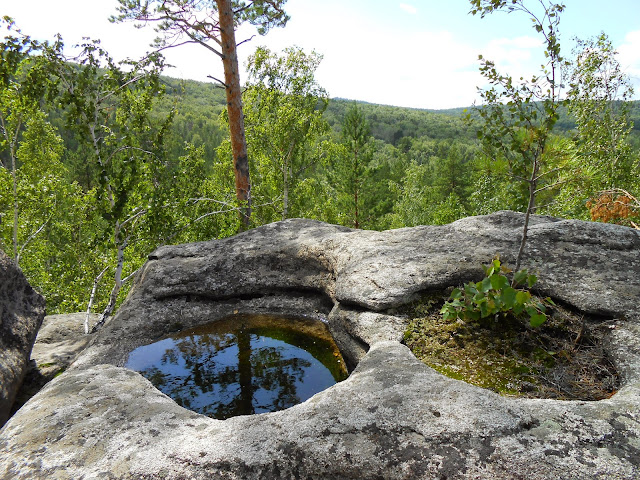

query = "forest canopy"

[1,2,638,323]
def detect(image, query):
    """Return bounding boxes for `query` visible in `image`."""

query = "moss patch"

[403,291,620,400]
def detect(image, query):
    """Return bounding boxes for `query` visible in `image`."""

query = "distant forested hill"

[324,99,478,145]
[152,77,640,161]
[153,77,482,153]
[157,77,228,168]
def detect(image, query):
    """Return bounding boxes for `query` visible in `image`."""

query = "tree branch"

[16,216,51,265]
[122,266,141,284]
[118,207,148,231]
[236,34,256,47]
[84,265,109,334]
[207,75,228,87]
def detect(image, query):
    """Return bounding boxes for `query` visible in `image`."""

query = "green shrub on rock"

[441,258,554,328]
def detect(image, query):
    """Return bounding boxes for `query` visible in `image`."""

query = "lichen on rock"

[1,212,639,479]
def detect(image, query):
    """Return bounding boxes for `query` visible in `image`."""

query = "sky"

[2,0,639,109]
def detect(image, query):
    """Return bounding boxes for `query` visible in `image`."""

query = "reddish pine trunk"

[216,0,251,229]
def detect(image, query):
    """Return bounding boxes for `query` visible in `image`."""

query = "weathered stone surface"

[1,212,639,479]
[0,250,45,427]
[10,313,100,414]
[29,313,99,372]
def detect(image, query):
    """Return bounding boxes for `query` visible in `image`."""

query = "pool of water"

[125,314,348,419]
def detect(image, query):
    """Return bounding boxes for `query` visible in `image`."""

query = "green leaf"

[480,276,492,293]
[527,274,538,288]
[513,269,528,285]
[501,286,517,308]
[450,288,463,300]
[482,262,491,275]
[515,290,530,305]
[487,296,498,312]
[529,313,547,327]
[512,303,524,315]
[473,292,486,303]
[441,309,457,321]
[490,273,509,290]
[479,301,490,318]
[483,258,501,277]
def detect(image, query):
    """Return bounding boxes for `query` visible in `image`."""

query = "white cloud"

[310,29,484,109]
[399,3,418,15]
[463,34,546,92]
[78,10,559,110]
[491,36,544,49]
[484,36,544,68]
[618,30,640,98]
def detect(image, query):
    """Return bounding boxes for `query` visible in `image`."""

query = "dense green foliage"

[441,258,553,328]
[240,46,330,222]
[470,0,570,272]
[1,5,639,321]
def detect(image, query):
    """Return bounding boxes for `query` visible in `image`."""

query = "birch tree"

[59,42,170,330]
[0,17,62,263]
[0,19,100,315]
[243,46,329,222]
[568,33,636,196]
[469,0,570,273]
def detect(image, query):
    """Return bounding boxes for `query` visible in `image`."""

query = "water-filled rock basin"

[125,314,348,419]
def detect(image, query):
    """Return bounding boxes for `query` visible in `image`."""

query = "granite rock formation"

[0,250,46,427]
[1,212,639,479]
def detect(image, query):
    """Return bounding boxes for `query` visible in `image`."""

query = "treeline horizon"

[155,74,640,147]
[2,8,638,323]
[47,71,638,175]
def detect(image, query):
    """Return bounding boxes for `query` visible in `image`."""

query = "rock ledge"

[1,212,639,479]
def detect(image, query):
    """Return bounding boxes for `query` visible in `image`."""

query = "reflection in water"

[125,315,348,419]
